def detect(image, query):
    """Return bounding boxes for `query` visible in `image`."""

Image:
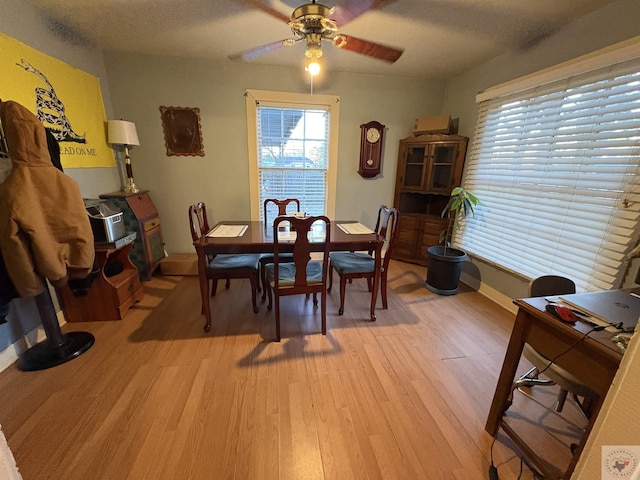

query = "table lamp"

[107,119,140,193]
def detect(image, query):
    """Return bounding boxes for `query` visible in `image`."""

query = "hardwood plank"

[0,260,589,479]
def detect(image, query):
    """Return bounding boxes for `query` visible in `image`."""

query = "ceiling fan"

[230,0,403,64]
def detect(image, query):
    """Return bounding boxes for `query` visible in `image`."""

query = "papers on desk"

[206,224,248,238]
[337,223,374,234]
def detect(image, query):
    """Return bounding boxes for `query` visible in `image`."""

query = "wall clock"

[358,121,385,178]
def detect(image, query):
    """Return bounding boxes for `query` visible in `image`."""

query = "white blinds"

[256,106,330,220]
[456,57,640,292]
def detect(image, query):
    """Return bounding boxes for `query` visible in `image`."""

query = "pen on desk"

[630,292,640,299]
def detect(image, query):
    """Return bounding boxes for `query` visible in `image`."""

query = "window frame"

[457,39,640,292]
[246,89,340,221]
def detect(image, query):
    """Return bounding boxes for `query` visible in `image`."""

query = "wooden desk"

[192,221,384,332]
[100,191,164,281]
[485,296,625,479]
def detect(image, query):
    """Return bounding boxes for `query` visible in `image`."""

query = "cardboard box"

[160,253,198,276]
[413,115,451,135]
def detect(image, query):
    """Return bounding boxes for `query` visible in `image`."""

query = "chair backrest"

[188,202,210,242]
[272,215,330,290]
[530,275,576,297]
[263,198,301,225]
[374,205,399,270]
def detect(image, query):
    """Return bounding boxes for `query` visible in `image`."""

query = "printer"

[84,198,126,243]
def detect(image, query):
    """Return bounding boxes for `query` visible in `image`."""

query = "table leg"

[485,311,528,435]
[197,249,212,332]
[370,243,382,321]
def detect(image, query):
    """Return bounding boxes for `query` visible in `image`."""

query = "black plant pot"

[426,245,468,295]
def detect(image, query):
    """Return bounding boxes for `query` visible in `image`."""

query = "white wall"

[103,53,445,254]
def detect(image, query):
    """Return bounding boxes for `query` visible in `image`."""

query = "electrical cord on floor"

[517,456,523,479]
[489,436,499,480]
[488,435,525,480]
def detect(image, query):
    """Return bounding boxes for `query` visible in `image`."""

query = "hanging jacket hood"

[0,100,94,297]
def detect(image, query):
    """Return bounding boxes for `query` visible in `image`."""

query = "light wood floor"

[0,260,587,480]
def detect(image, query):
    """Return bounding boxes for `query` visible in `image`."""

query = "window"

[246,90,339,221]
[457,49,640,292]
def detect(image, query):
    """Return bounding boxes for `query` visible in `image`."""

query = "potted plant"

[426,186,480,295]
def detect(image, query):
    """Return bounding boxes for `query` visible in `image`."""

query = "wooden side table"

[56,240,144,322]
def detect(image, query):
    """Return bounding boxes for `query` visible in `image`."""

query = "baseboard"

[460,273,518,315]
[0,310,66,373]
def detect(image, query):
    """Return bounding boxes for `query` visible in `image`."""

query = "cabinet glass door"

[402,145,427,188]
[427,143,458,192]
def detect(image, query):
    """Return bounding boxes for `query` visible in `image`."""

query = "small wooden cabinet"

[57,241,144,322]
[393,134,468,265]
[100,191,165,280]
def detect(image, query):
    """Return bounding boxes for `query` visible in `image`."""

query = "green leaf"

[467,192,480,205]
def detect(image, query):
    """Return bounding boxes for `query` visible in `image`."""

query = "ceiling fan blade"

[238,0,290,24]
[228,39,296,61]
[330,0,398,27]
[333,35,403,63]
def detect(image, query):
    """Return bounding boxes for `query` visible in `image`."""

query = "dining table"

[192,220,385,332]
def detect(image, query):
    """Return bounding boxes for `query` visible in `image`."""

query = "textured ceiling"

[24,0,614,79]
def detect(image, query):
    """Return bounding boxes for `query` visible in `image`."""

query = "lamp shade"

[107,120,140,146]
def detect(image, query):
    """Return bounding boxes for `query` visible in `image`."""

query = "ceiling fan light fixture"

[305,44,323,58]
[306,60,321,76]
[304,33,323,58]
[233,0,404,67]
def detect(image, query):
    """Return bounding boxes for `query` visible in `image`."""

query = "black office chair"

[511,275,598,418]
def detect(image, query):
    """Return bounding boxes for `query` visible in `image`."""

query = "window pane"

[257,106,329,219]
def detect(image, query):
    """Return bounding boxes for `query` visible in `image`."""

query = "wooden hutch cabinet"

[392,134,468,265]
[99,191,165,280]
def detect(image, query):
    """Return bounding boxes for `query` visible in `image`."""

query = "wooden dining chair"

[264,215,330,341]
[327,205,398,315]
[260,198,301,301]
[188,202,260,315]
[263,198,301,222]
